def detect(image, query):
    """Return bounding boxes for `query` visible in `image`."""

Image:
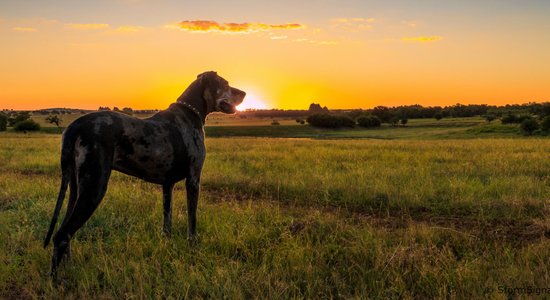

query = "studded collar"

[176,101,205,124]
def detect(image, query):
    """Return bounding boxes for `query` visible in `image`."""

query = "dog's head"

[198,71,246,114]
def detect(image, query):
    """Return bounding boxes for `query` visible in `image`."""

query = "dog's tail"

[43,135,73,248]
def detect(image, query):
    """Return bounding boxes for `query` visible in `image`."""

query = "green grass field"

[1,118,549,298]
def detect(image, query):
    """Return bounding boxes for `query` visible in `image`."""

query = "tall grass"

[1,135,549,298]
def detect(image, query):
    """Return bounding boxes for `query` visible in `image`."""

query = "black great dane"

[43,71,245,274]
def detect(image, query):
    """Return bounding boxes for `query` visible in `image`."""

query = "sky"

[1,0,550,110]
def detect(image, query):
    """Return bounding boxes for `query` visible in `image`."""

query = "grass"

[1,131,549,298]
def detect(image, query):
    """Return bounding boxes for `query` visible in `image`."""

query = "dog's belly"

[112,151,175,184]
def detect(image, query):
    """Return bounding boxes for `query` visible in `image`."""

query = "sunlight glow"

[236,91,270,111]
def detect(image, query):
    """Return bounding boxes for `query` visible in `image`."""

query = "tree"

[400,117,408,126]
[308,103,329,114]
[0,113,7,131]
[122,107,134,115]
[357,115,381,128]
[8,111,31,127]
[13,119,41,132]
[520,118,539,135]
[389,116,400,126]
[98,106,111,111]
[484,114,496,122]
[541,116,550,132]
[306,113,355,128]
[46,115,62,127]
[434,112,443,121]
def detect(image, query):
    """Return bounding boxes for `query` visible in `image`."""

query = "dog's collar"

[177,102,205,124]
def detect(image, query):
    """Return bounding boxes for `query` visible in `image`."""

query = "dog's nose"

[233,88,246,97]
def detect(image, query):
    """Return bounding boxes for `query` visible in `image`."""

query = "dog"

[43,71,245,274]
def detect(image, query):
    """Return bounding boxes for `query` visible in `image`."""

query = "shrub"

[8,111,31,127]
[484,114,496,122]
[389,116,400,126]
[306,114,355,128]
[13,119,41,132]
[501,114,531,124]
[400,117,408,126]
[0,113,7,131]
[434,112,443,120]
[541,116,550,132]
[357,115,381,128]
[271,120,280,126]
[520,118,539,135]
[46,115,62,127]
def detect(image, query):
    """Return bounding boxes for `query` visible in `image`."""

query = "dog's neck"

[175,80,210,124]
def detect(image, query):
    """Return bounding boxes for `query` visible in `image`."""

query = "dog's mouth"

[219,99,237,114]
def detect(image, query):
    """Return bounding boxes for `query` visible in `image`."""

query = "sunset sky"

[1,0,550,110]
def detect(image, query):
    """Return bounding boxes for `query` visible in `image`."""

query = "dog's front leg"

[162,183,174,236]
[185,176,200,240]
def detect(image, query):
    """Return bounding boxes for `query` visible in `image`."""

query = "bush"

[13,119,41,132]
[501,114,531,124]
[484,114,496,122]
[520,118,539,135]
[541,116,550,132]
[400,117,408,126]
[46,115,62,127]
[434,112,443,120]
[306,114,355,128]
[357,115,381,128]
[271,120,280,126]
[8,111,31,126]
[389,116,400,126]
[0,113,7,131]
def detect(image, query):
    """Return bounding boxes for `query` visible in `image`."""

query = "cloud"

[12,27,37,32]
[401,36,442,42]
[65,23,109,30]
[169,20,304,33]
[331,17,375,32]
[270,35,288,40]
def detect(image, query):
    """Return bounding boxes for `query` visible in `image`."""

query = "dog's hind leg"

[50,146,113,274]
[185,175,200,241]
[162,183,174,236]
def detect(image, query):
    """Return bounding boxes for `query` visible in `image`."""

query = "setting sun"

[236,91,271,111]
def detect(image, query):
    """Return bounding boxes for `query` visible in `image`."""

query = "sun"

[236,90,270,111]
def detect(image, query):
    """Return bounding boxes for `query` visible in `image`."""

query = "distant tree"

[357,115,381,128]
[300,120,305,125]
[8,111,31,127]
[296,119,303,123]
[434,112,443,121]
[113,107,120,112]
[13,119,41,132]
[98,106,111,111]
[541,116,550,132]
[307,113,355,128]
[400,117,408,126]
[308,103,329,114]
[484,114,496,122]
[271,120,280,126]
[46,114,62,127]
[0,113,7,131]
[500,114,517,124]
[520,118,539,135]
[389,116,400,127]
[121,107,134,115]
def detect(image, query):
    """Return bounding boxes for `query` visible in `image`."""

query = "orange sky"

[1,1,550,110]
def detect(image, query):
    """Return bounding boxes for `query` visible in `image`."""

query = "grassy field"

[1,124,549,298]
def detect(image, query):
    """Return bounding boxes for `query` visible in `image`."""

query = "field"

[1,116,549,298]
